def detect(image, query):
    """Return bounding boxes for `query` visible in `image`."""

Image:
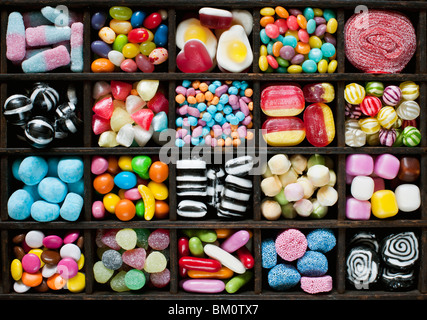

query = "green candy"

[135,228,150,249]
[189,237,204,257]
[274,189,289,206]
[93,261,114,284]
[225,271,253,294]
[307,154,325,168]
[109,6,133,20]
[135,200,145,219]
[276,57,289,68]
[125,269,146,290]
[365,81,384,97]
[112,34,128,52]
[139,41,156,56]
[110,271,129,292]
[310,199,328,219]
[182,229,217,243]
[402,126,421,147]
[281,203,297,219]
[131,155,152,175]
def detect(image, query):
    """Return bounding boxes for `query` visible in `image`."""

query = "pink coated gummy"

[91,156,109,175]
[275,228,307,262]
[220,230,250,253]
[44,45,71,70]
[150,268,170,288]
[346,197,371,220]
[300,275,333,294]
[101,229,121,250]
[346,154,374,176]
[148,229,170,250]
[43,235,63,249]
[7,34,26,62]
[122,248,146,269]
[70,22,83,47]
[374,154,400,180]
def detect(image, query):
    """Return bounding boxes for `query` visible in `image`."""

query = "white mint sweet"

[307,164,330,187]
[25,230,45,248]
[317,186,338,206]
[395,184,421,212]
[351,176,374,201]
[268,154,291,175]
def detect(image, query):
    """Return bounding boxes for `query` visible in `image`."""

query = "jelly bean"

[260,16,275,27]
[154,24,168,47]
[327,59,337,73]
[259,56,268,71]
[274,19,288,34]
[265,24,280,39]
[237,246,255,269]
[179,237,190,257]
[225,271,253,294]
[128,28,149,43]
[11,259,23,281]
[326,18,338,34]
[267,55,279,69]
[99,27,116,44]
[91,40,112,58]
[302,60,317,73]
[321,42,335,58]
[92,11,108,30]
[298,29,309,43]
[121,58,138,72]
[262,116,305,146]
[136,53,155,73]
[287,65,303,73]
[112,34,128,52]
[110,19,132,35]
[189,237,204,257]
[275,6,289,18]
[122,43,140,59]
[131,11,147,28]
[138,185,155,220]
[109,6,133,21]
[297,15,307,29]
[260,7,275,16]
[139,41,156,56]
[221,230,250,253]
[179,256,222,272]
[287,15,299,31]
[144,12,162,30]
[91,58,115,72]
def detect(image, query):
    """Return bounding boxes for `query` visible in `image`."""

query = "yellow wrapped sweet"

[344,83,365,104]
[376,106,397,129]
[371,190,399,219]
[358,117,380,134]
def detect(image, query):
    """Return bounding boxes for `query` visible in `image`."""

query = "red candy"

[92,115,111,135]
[176,39,213,73]
[261,85,305,117]
[147,91,169,114]
[179,256,222,272]
[274,19,288,34]
[131,108,154,130]
[265,23,280,39]
[143,12,162,30]
[360,96,382,116]
[199,7,233,29]
[303,103,335,147]
[262,116,306,147]
[127,28,149,43]
[287,15,299,30]
[135,54,155,73]
[92,96,114,119]
[237,246,254,269]
[111,81,133,101]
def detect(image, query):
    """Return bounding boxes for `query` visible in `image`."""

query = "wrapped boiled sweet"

[261,85,305,117]
[3,94,33,125]
[302,83,335,103]
[262,117,306,147]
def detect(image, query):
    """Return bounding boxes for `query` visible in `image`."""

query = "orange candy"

[275,6,289,18]
[296,41,311,54]
[21,271,43,287]
[154,200,169,219]
[148,161,169,183]
[215,229,234,239]
[93,173,115,194]
[91,58,115,73]
[272,41,283,57]
[297,14,307,29]
[115,199,136,221]
[47,274,66,290]
[260,16,275,27]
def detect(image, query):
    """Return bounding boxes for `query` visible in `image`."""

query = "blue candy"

[260,29,270,44]
[323,9,336,21]
[152,111,168,132]
[23,184,41,201]
[223,105,232,115]
[57,157,83,183]
[207,105,217,114]
[175,138,185,147]
[308,48,323,63]
[228,87,238,95]
[38,177,68,203]
[268,264,301,291]
[18,156,48,186]
[8,189,33,220]
[197,102,207,112]
[262,238,277,269]
[282,35,297,48]
[91,11,107,30]
[12,158,22,181]
[176,117,183,127]
[182,80,191,88]
[306,19,317,34]
[130,11,146,28]
[296,251,328,276]
[303,7,315,20]
[60,192,83,221]
[321,43,336,58]
[154,24,168,47]
[306,228,336,253]
[31,200,60,222]
[302,59,318,73]
[46,157,60,177]
[114,171,137,189]
[67,179,84,196]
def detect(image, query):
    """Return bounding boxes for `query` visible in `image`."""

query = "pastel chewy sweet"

[374,154,400,180]
[22,45,71,73]
[6,12,26,62]
[345,154,373,176]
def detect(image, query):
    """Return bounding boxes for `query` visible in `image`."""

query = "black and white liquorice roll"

[206,166,225,208]
[346,246,380,289]
[380,232,419,270]
[177,200,207,218]
[176,159,207,197]
[380,267,416,291]
[218,174,252,219]
[349,231,379,252]
[30,82,60,113]
[224,155,254,176]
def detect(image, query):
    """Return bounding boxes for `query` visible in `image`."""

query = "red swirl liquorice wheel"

[345,10,416,73]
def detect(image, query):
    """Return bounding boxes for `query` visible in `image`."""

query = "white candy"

[108,50,125,67]
[293,198,313,217]
[42,263,57,278]
[345,128,366,147]
[125,95,145,114]
[296,176,315,199]
[261,199,282,221]
[261,176,282,197]
[307,164,330,187]
[396,100,420,120]
[284,182,304,201]
[116,123,135,147]
[25,230,45,248]
[317,186,338,206]
[395,184,421,212]
[351,176,374,201]
[13,281,31,293]
[133,124,153,147]
[289,154,307,175]
[268,154,291,175]
[278,167,298,188]
[204,244,246,274]
[60,243,81,261]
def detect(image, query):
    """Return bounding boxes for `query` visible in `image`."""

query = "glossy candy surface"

[303,103,335,147]
[261,85,305,116]
[262,117,306,146]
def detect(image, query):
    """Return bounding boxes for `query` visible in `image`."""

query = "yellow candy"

[28,248,45,268]
[67,272,86,293]
[122,43,140,59]
[260,7,275,16]
[313,8,323,16]
[260,44,268,56]
[308,36,322,48]
[146,29,154,42]
[399,81,420,100]
[11,259,23,281]
[98,27,116,44]
[327,59,337,73]
[118,156,133,171]
[147,181,169,201]
[317,59,328,73]
[259,56,268,71]
[344,83,365,104]
[103,193,121,213]
[377,106,397,129]
[138,185,155,221]
[285,30,299,41]
[358,117,381,134]
[228,40,247,63]
[184,25,207,43]
[326,18,338,34]
[110,19,132,35]
[77,254,85,270]
[371,190,399,219]
[288,65,303,73]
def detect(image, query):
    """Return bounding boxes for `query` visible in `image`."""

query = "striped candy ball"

[382,85,401,106]
[396,100,420,120]
[345,103,362,119]
[366,131,380,146]
[345,128,366,147]
[344,83,365,105]
[30,82,60,113]
[379,128,396,147]
[345,119,360,131]
[365,81,384,97]
[377,106,397,129]
[399,81,420,101]
[360,96,382,116]
[358,117,380,134]
[24,116,55,148]
[402,126,421,147]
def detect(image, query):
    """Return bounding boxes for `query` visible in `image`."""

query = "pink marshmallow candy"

[374,154,400,180]
[346,197,371,220]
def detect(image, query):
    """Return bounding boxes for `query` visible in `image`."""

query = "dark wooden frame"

[0,0,426,300]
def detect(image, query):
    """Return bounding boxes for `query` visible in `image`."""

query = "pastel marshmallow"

[374,154,400,180]
[346,154,373,176]
[351,176,374,201]
[394,184,421,212]
[346,197,371,220]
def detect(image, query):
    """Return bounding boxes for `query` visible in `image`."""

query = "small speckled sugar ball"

[3,94,33,126]
[57,157,84,183]
[24,116,55,148]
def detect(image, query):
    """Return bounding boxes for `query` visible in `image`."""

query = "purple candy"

[237,126,247,138]
[382,85,401,106]
[91,40,111,58]
[280,45,296,60]
[228,95,239,106]
[91,11,107,30]
[374,153,400,179]
[22,253,41,273]
[177,105,188,115]
[289,8,303,16]
[221,230,250,252]
[215,85,228,97]
[314,17,326,24]
[345,103,362,119]
[242,115,252,126]
[323,33,336,46]
[239,99,249,116]
[64,230,79,244]
[315,24,327,37]
[379,128,396,147]
[346,197,371,220]
[291,54,305,65]
[175,85,187,95]
[222,122,231,135]
[187,106,200,117]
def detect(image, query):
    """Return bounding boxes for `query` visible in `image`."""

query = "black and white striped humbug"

[3,94,33,126]
[24,116,55,148]
[30,82,60,113]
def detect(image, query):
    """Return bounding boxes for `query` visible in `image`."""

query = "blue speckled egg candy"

[8,189,34,220]
[306,228,336,253]
[297,251,328,276]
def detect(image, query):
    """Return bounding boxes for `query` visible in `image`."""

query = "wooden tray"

[0,0,426,301]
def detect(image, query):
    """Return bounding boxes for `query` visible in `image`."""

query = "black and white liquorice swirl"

[381,267,416,291]
[380,232,419,270]
[346,246,380,289]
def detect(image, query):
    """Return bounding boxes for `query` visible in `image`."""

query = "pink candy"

[300,275,333,294]
[275,229,307,262]
[57,258,78,280]
[374,154,400,180]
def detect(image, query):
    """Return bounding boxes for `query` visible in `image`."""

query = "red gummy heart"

[176,39,213,73]
[131,108,154,130]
